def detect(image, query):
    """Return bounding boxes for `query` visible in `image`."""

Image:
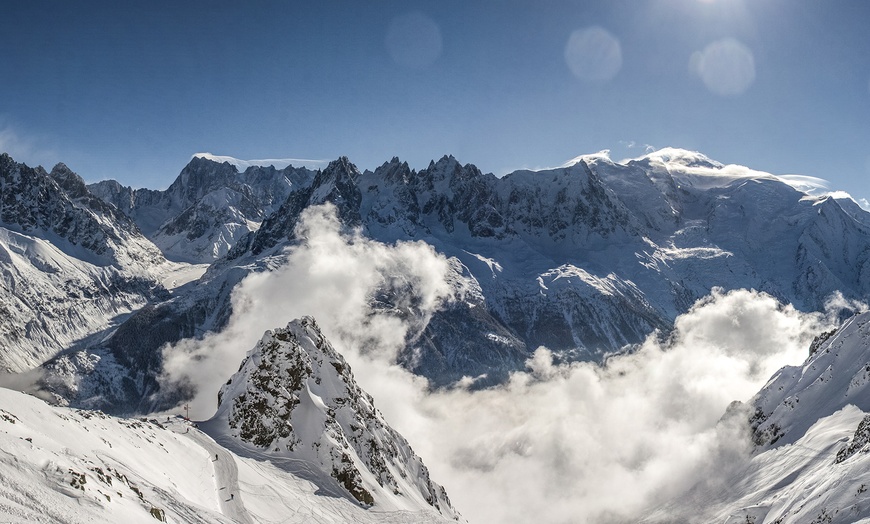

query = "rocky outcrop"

[213,317,459,518]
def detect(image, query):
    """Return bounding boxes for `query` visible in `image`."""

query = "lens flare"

[564,26,623,82]
[690,38,756,96]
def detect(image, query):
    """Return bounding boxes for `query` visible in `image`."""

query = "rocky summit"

[209,317,458,518]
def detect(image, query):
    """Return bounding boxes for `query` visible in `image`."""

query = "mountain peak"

[638,147,723,169]
[212,317,458,516]
[430,154,459,170]
[49,162,89,198]
[184,154,240,173]
[323,156,358,175]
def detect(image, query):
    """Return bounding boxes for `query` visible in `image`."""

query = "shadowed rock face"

[213,317,459,517]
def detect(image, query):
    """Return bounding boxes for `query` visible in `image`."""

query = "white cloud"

[824,291,869,316]
[160,205,842,522]
[193,152,328,171]
[825,190,856,200]
[0,120,57,168]
[159,203,457,418]
[398,288,834,523]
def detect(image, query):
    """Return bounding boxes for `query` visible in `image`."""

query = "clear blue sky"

[2,1,868,204]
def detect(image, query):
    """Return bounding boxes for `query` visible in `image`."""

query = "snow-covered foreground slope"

[646,311,870,523]
[645,405,870,524]
[0,387,231,523]
[752,312,870,449]
[0,385,457,524]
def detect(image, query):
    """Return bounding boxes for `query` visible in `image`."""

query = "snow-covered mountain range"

[35,147,870,410]
[1,147,869,522]
[0,154,169,372]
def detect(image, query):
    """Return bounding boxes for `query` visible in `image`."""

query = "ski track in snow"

[171,421,254,524]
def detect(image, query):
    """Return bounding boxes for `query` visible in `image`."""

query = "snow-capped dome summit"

[635,147,723,169]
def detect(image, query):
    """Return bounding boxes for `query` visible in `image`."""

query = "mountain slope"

[205,317,459,519]
[645,310,870,523]
[90,155,314,263]
[0,154,169,372]
[0,385,458,524]
[751,311,870,449]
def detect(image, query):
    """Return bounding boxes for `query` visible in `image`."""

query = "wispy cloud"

[560,149,612,168]
[776,174,830,195]
[615,140,657,162]
[0,119,57,168]
[193,152,330,171]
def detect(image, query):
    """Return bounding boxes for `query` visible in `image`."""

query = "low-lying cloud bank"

[161,204,852,523]
[408,289,835,523]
